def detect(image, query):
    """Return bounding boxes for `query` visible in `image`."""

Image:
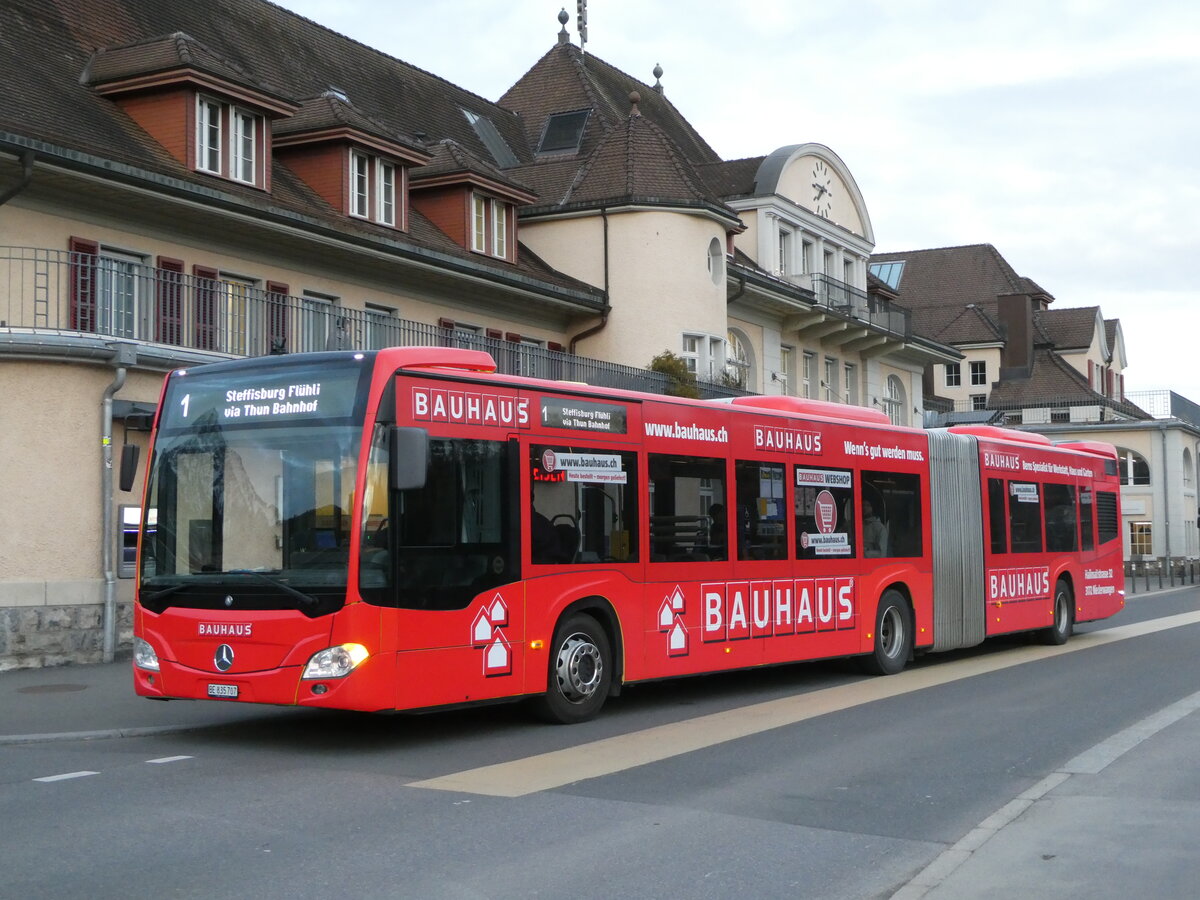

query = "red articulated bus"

[132,347,1125,722]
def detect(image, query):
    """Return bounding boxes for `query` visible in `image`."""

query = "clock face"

[811,160,833,218]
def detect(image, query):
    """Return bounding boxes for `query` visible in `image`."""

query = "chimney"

[997,293,1034,379]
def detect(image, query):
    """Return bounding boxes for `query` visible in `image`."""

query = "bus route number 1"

[180,393,190,418]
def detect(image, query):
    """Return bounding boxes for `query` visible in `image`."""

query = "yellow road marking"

[409,611,1200,797]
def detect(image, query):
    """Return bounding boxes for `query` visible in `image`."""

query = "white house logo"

[657,585,689,657]
[471,594,512,676]
[214,644,235,672]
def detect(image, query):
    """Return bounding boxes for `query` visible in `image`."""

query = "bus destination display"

[540,398,627,434]
[159,363,364,429]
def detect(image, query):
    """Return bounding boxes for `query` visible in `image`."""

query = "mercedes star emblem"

[214,644,235,672]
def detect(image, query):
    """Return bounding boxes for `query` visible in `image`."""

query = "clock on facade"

[811,159,833,218]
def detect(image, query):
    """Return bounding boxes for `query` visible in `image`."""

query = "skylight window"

[537,109,591,155]
[460,108,519,168]
[869,260,905,290]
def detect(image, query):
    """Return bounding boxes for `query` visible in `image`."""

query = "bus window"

[1079,487,1095,551]
[391,438,513,610]
[735,460,787,560]
[1008,481,1043,553]
[1096,491,1119,544]
[794,465,855,560]
[861,471,923,558]
[649,454,726,562]
[1044,484,1077,552]
[529,445,638,564]
[988,478,1007,554]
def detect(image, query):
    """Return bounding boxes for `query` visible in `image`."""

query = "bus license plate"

[207,683,238,699]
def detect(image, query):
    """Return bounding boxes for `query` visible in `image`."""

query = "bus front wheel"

[860,589,912,676]
[531,613,612,724]
[1038,580,1074,646]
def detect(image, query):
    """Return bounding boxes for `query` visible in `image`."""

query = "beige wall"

[517,215,607,290]
[1,200,566,345]
[934,348,1002,405]
[0,361,159,609]
[560,209,729,367]
[777,154,864,236]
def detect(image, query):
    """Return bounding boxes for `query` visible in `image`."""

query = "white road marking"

[33,771,99,783]
[409,610,1200,798]
[146,755,194,764]
[892,687,1200,899]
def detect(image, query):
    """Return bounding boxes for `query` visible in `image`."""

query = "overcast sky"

[275,0,1199,403]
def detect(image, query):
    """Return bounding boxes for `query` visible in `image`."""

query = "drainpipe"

[1160,422,1171,571]
[569,206,611,353]
[102,342,138,662]
[0,149,35,206]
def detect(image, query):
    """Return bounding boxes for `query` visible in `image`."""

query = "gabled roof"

[987,348,1150,419]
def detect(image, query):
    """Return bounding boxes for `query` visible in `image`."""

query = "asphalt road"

[4,586,1199,899]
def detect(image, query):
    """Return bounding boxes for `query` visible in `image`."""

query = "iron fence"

[0,246,746,399]
[811,273,911,339]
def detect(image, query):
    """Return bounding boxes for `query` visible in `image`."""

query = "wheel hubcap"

[556,633,603,703]
[881,606,904,658]
[1056,592,1069,631]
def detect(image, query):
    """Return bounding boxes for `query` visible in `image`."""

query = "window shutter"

[547,341,564,352]
[155,256,184,345]
[485,328,503,340]
[193,264,219,351]
[505,332,520,343]
[1087,359,1095,389]
[1106,368,1114,398]
[68,237,99,332]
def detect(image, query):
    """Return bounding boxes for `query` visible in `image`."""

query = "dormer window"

[349,150,402,228]
[195,95,264,186]
[471,193,511,260]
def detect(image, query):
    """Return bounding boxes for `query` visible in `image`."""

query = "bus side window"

[793,465,855,560]
[1044,483,1077,552]
[987,478,1007,554]
[648,454,726,562]
[861,471,924,559]
[734,460,787,561]
[1007,481,1043,553]
[1079,487,1095,551]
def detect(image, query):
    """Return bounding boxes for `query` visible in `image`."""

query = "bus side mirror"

[390,426,428,491]
[119,444,140,492]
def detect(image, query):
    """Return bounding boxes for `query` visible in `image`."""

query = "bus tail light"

[302,644,369,679]
[133,637,160,671]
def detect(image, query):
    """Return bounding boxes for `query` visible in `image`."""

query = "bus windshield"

[138,356,370,615]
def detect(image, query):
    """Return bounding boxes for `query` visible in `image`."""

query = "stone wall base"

[0,603,134,671]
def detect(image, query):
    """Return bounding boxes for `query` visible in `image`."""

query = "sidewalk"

[0,658,293,745]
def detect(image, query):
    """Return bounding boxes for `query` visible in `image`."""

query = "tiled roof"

[1034,306,1099,351]
[0,0,608,302]
[83,31,290,101]
[501,43,720,166]
[412,139,536,198]
[695,157,765,199]
[558,112,720,209]
[275,93,427,156]
[988,348,1151,419]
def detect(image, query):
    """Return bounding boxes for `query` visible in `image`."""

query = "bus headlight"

[133,637,160,671]
[302,643,369,679]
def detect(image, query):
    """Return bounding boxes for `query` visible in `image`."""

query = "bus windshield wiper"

[225,569,321,612]
[141,583,189,603]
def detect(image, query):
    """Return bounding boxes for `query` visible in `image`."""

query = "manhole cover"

[17,684,89,694]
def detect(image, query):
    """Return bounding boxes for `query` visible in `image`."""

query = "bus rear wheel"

[1038,580,1074,646]
[531,613,612,724]
[860,589,912,676]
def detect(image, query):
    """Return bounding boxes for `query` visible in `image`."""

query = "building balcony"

[810,273,911,340]
[0,247,746,399]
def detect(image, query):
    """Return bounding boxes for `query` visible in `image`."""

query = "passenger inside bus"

[862,499,886,558]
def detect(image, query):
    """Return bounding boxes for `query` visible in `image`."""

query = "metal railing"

[811,273,911,339]
[1126,390,1200,428]
[0,247,746,399]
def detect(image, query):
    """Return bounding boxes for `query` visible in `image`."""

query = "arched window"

[725,329,754,392]
[883,375,906,426]
[1183,448,1193,488]
[707,237,724,285]
[1115,447,1150,486]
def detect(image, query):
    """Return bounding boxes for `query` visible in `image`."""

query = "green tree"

[648,350,700,399]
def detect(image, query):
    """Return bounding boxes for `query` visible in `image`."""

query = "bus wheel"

[860,590,912,676]
[531,613,612,724]
[1039,581,1074,646]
